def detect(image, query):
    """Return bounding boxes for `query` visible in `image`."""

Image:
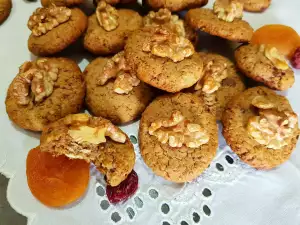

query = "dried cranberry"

[291,47,300,69]
[106,170,138,204]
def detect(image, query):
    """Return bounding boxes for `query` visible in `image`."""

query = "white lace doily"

[1,1,300,225]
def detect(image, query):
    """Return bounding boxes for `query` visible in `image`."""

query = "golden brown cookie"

[222,86,299,169]
[185,8,253,42]
[125,27,203,92]
[239,0,271,12]
[40,113,135,186]
[143,0,208,12]
[84,2,142,55]
[84,52,155,124]
[28,6,87,56]
[139,93,218,182]
[235,44,294,91]
[6,58,85,131]
[41,0,85,7]
[0,0,12,24]
[187,52,246,120]
[94,0,137,5]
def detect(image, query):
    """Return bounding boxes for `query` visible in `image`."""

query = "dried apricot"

[251,24,300,58]
[26,147,90,207]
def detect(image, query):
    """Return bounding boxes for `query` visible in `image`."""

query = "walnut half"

[12,59,59,105]
[148,111,209,148]
[28,6,71,37]
[96,1,119,31]
[213,0,243,22]
[247,97,298,149]
[142,28,194,62]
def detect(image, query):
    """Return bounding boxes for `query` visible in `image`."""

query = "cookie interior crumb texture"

[139,93,218,182]
[5,58,85,131]
[222,86,299,169]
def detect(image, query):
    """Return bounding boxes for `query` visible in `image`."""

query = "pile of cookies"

[4,0,300,207]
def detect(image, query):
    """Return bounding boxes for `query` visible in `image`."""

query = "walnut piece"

[195,60,228,94]
[99,51,140,94]
[96,1,119,31]
[247,99,298,149]
[12,59,59,105]
[28,6,71,37]
[213,0,243,22]
[143,28,194,62]
[148,111,209,148]
[259,45,289,70]
[68,120,126,144]
[143,8,185,37]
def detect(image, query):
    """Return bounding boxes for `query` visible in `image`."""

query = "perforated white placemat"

[1,1,300,225]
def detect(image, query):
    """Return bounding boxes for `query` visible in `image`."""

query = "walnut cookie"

[139,93,218,182]
[235,44,294,91]
[125,26,203,93]
[185,0,254,42]
[28,6,87,56]
[238,0,271,12]
[222,86,299,169]
[41,0,85,7]
[84,1,142,55]
[6,58,85,131]
[186,52,246,120]
[0,0,12,24]
[40,114,135,186]
[143,0,208,12]
[93,0,137,5]
[84,51,155,124]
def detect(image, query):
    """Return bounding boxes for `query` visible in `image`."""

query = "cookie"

[124,27,203,92]
[28,6,87,56]
[84,51,155,124]
[188,52,246,120]
[93,0,137,5]
[0,0,12,24]
[143,0,208,12]
[41,0,84,7]
[185,8,253,42]
[240,0,271,12]
[235,44,294,91]
[5,58,85,131]
[139,93,218,182]
[84,1,142,55]
[222,86,299,169]
[40,113,136,186]
[143,8,198,45]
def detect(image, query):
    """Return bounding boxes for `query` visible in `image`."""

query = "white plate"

[1,1,300,225]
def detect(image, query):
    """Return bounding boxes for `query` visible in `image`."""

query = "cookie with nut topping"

[187,53,246,120]
[0,0,12,24]
[222,86,299,169]
[5,58,85,131]
[84,51,155,124]
[125,27,203,92]
[143,0,208,12]
[139,93,218,182]
[185,0,253,42]
[41,0,85,7]
[28,6,87,56]
[235,44,295,91]
[40,113,135,186]
[238,0,271,12]
[84,1,142,55]
[93,0,137,5]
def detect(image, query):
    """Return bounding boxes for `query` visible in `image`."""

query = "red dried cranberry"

[106,170,138,204]
[291,47,300,69]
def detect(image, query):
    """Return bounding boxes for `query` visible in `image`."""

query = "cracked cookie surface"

[28,8,87,56]
[139,93,218,182]
[83,56,155,124]
[222,86,299,169]
[6,58,85,131]
[0,0,11,24]
[143,0,208,12]
[185,8,253,42]
[235,44,294,90]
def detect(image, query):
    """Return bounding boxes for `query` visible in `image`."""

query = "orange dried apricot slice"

[251,24,300,58]
[26,147,90,207]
